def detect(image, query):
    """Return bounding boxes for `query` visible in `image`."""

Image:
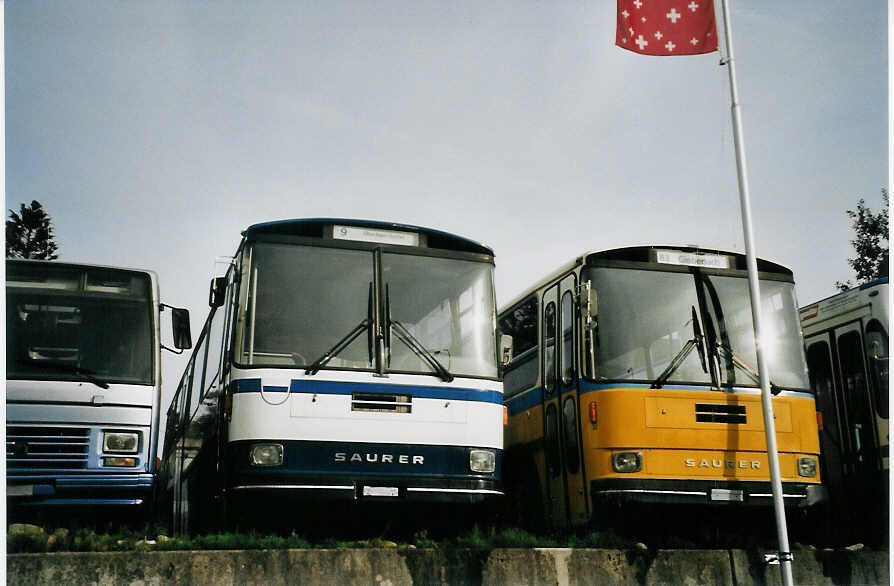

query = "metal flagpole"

[716,1,794,584]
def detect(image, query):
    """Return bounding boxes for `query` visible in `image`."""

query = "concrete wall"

[8,547,889,586]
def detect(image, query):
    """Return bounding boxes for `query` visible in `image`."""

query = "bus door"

[557,274,588,526]
[540,284,568,527]
[834,323,881,483]
[805,334,845,495]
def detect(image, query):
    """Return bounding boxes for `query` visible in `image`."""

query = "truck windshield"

[584,266,810,390]
[238,243,498,379]
[6,264,154,385]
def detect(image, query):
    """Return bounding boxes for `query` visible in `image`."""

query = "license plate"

[711,488,744,502]
[362,486,399,497]
[7,485,34,497]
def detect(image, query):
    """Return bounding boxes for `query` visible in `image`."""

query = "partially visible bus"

[161,219,509,534]
[6,260,191,519]
[498,245,826,530]
[799,278,889,542]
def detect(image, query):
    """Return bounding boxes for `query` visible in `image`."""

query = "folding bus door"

[557,274,588,526]
[540,284,568,528]
[805,334,845,498]
[835,323,882,487]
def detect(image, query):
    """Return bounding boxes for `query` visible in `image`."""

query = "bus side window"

[498,296,538,397]
[560,291,574,385]
[545,403,560,478]
[204,301,229,398]
[543,302,557,395]
[188,332,208,422]
[562,396,580,473]
[865,320,889,419]
[806,340,840,442]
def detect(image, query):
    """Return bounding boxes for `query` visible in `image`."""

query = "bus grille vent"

[351,393,412,413]
[6,426,90,469]
[695,404,746,424]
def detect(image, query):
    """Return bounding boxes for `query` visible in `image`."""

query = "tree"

[6,200,60,260]
[836,189,888,291]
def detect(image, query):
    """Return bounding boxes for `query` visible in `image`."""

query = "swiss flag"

[616,0,718,56]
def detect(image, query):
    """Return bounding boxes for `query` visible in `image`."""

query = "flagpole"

[716,1,794,584]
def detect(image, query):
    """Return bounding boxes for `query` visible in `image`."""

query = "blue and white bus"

[6,260,191,519]
[161,219,509,533]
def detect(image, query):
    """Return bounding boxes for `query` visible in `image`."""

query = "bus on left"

[6,259,191,521]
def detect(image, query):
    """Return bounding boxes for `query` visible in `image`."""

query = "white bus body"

[799,277,889,540]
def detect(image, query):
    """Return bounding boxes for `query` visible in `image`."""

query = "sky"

[4,2,889,439]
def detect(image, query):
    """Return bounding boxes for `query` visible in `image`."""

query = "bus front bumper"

[7,473,155,508]
[591,478,828,508]
[226,475,503,505]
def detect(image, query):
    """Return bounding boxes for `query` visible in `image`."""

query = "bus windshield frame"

[233,239,499,380]
[6,263,156,386]
[583,263,810,391]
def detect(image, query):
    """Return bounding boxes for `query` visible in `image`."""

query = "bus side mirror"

[209,276,227,308]
[499,334,514,367]
[171,308,192,350]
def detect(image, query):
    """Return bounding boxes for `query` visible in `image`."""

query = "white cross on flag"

[616,0,718,56]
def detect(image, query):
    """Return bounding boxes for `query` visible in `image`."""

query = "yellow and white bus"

[498,245,826,529]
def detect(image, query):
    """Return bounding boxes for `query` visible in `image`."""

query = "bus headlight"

[798,457,817,478]
[470,449,496,473]
[103,431,139,454]
[612,452,642,473]
[250,443,284,467]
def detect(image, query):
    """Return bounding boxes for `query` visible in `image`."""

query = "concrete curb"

[8,547,889,585]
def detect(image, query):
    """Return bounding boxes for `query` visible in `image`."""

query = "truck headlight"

[250,443,284,467]
[470,449,495,473]
[798,457,817,478]
[103,431,139,454]
[612,451,642,473]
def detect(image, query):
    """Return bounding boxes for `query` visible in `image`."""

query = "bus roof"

[801,276,889,308]
[5,258,158,280]
[499,243,793,312]
[243,218,494,256]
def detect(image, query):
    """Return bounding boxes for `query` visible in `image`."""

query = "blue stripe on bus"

[230,378,503,405]
[578,381,814,398]
[504,381,814,416]
[505,387,543,416]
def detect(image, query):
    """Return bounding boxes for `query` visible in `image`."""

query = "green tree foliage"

[836,189,889,291]
[6,200,59,260]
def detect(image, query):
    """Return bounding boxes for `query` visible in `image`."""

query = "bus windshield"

[239,243,498,378]
[585,267,809,390]
[6,264,154,385]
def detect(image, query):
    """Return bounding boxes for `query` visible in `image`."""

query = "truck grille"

[6,426,90,469]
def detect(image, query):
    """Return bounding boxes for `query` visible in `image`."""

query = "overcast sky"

[5,1,888,424]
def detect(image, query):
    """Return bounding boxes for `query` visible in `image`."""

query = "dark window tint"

[838,330,875,466]
[563,396,580,474]
[543,302,557,395]
[561,291,574,385]
[806,340,841,445]
[865,320,889,419]
[545,403,560,478]
[498,296,538,357]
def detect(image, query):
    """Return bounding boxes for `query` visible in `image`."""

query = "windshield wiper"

[713,343,782,395]
[305,283,375,376]
[17,359,109,389]
[390,320,454,383]
[651,306,708,389]
[385,284,454,383]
